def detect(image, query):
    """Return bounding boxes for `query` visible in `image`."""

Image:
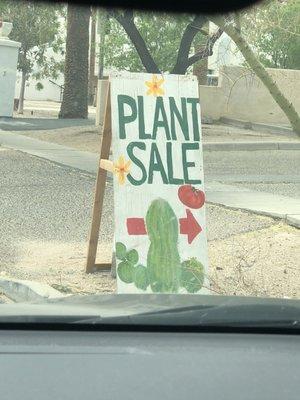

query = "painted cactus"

[146,198,181,293]
[181,257,204,293]
[116,242,149,289]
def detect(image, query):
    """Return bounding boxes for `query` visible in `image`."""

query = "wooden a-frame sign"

[86,72,208,295]
[86,81,112,273]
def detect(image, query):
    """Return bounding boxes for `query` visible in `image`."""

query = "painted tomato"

[178,185,205,209]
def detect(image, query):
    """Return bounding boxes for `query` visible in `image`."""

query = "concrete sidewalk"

[0,117,95,131]
[1,131,299,228]
[0,131,99,174]
[205,182,300,228]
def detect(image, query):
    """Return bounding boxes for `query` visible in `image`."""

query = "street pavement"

[1,131,299,226]
[0,149,279,271]
[1,145,299,300]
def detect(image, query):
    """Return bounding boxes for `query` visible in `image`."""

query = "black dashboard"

[1,329,299,400]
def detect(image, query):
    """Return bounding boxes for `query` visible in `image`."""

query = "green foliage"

[133,265,149,290]
[35,82,44,91]
[104,12,195,73]
[116,242,127,260]
[126,249,139,264]
[0,0,65,79]
[117,260,134,284]
[116,242,149,290]
[146,198,181,293]
[116,226,206,293]
[243,0,300,69]
[181,257,204,293]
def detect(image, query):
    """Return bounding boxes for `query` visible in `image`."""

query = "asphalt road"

[204,149,300,199]
[0,149,278,269]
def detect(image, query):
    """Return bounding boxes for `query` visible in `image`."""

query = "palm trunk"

[18,70,26,114]
[213,18,300,136]
[88,8,96,105]
[59,4,91,119]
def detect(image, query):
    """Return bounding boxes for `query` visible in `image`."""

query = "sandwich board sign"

[86,72,208,294]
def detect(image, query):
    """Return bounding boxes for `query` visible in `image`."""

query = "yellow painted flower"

[113,155,131,185]
[145,74,164,96]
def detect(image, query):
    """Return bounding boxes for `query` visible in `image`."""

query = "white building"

[207,22,244,82]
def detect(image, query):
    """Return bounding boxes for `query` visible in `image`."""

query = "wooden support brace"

[85,82,112,273]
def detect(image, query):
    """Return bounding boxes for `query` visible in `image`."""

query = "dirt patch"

[16,123,297,154]
[0,222,299,299]
[0,240,116,295]
[209,223,300,298]
[18,126,102,153]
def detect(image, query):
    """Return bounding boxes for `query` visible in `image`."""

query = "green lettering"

[187,98,200,141]
[169,97,189,141]
[152,97,171,140]
[127,142,147,186]
[137,96,152,140]
[118,95,137,139]
[182,142,202,184]
[166,142,184,185]
[148,143,168,184]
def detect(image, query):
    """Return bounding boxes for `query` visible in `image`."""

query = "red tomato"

[178,185,205,209]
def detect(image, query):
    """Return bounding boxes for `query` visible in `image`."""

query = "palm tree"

[59,4,90,119]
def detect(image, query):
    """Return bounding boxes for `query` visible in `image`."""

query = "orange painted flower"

[113,155,131,185]
[145,75,164,96]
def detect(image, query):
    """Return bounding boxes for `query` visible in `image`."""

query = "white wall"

[15,74,63,102]
[199,65,300,127]
[14,45,64,102]
[0,38,20,116]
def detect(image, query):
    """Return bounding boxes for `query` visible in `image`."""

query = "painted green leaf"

[133,265,149,291]
[181,258,205,293]
[117,261,134,283]
[126,249,139,265]
[116,242,127,260]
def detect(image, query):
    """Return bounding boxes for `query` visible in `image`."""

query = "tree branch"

[171,15,207,74]
[112,11,160,73]
[187,28,223,67]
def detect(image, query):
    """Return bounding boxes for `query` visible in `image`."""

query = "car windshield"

[0,0,299,322]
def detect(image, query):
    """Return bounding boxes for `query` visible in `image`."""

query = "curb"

[219,117,297,137]
[0,277,67,303]
[286,215,300,229]
[203,141,300,151]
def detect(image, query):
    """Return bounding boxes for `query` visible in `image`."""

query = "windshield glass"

[0,0,299,318]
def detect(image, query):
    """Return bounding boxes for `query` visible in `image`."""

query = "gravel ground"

[0,149,299,298]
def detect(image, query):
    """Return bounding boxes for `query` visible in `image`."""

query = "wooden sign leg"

[86,83,112,273]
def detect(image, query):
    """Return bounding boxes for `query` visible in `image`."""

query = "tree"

[243,0,300,69]
[192,22,210,84]
[0,0,64,113]
[88,7,97,105]
[211,13,300,136]
[105,11,222,74]
[59,4,90,119]
[108,8,300,135]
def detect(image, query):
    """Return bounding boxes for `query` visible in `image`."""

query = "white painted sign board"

[110,72,208,294]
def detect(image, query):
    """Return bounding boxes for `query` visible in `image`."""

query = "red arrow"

[127,218,147,235]
[179,209,202,244]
